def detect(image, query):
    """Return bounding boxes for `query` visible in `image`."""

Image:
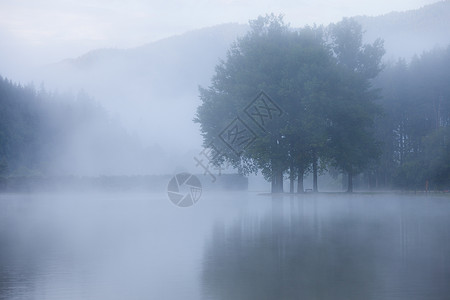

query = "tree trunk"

[271,176,276,193]
[312,153,318,193]
[347,169,353,193]
[277,167,283,193]
[271,159,276,193]
[271,160,284,193]
[289,163,294,194]
[297,167,304,193]
[342,173,347,191]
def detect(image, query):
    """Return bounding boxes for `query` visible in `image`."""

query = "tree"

[325,18,385,192]
[195,15,334,193]
[196,16,386,193]
[373,45,450,190]
[423,127,450,189]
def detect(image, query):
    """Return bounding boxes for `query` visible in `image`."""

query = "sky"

[0,0,441,69]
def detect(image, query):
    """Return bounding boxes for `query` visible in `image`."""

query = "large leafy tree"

[325,18,385,192]
[196,16,385,193]
[195,15,334,193]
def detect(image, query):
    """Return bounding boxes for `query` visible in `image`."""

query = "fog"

[0,1,447,176]
[1,193,450,299]
[1,1,450,299]
[1,3,447,176]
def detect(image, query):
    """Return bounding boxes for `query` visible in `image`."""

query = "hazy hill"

[38,1,450,168]
[354,0,450,61]
[41,24,249,160]
[43,23,248,105]
[42,1,450,108]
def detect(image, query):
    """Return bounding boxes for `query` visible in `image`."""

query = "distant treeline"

[0,77,115,175]
[195,16,450,193]
[0,76,165,176]
[372,46,450,190]
[1,33,449,192]
[303,47,450,191]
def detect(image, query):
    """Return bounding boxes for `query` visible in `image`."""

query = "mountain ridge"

[38,2,450,159]
[62,1,450,66]
[354,0,450,60]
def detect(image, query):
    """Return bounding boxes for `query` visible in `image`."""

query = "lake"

[0,192,449,299]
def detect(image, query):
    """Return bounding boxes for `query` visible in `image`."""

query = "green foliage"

[422,127,450,188]
[326,19,384,183]
[374,45,450,190]
[0,157,9,176]
[0,75,139,176]
[196,15,384,192]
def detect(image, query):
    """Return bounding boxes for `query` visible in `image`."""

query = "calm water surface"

[0,192,449,299]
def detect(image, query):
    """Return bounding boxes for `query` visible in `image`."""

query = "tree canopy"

[195,15,384,193]
[0,76,148,177]
[373,46,450,190]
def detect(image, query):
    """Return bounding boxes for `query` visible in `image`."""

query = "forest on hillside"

[0,78,162,178]
[374,47,450,190]
[195,16,450,192]
[1,16,449,192]
[355,0,450,59]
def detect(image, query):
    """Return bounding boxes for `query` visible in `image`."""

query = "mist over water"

[1,192,449,300]
[1,1,450,299]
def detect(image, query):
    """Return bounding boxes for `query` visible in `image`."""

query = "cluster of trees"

[0,76,150,177]
[372,46,450,190]
[0,78,55,176]
[2,15,448,192]
[0,77,102,175]
[196,15,385,193]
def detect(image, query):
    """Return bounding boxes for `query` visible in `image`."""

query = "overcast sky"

[0,0,441,69]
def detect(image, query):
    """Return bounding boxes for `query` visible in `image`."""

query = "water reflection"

[202,195,450,300]
[0,193,449,299]
[0,193,213,300]
[0,195,89,300]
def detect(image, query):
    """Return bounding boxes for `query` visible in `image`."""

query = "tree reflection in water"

[202,195,450,300]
